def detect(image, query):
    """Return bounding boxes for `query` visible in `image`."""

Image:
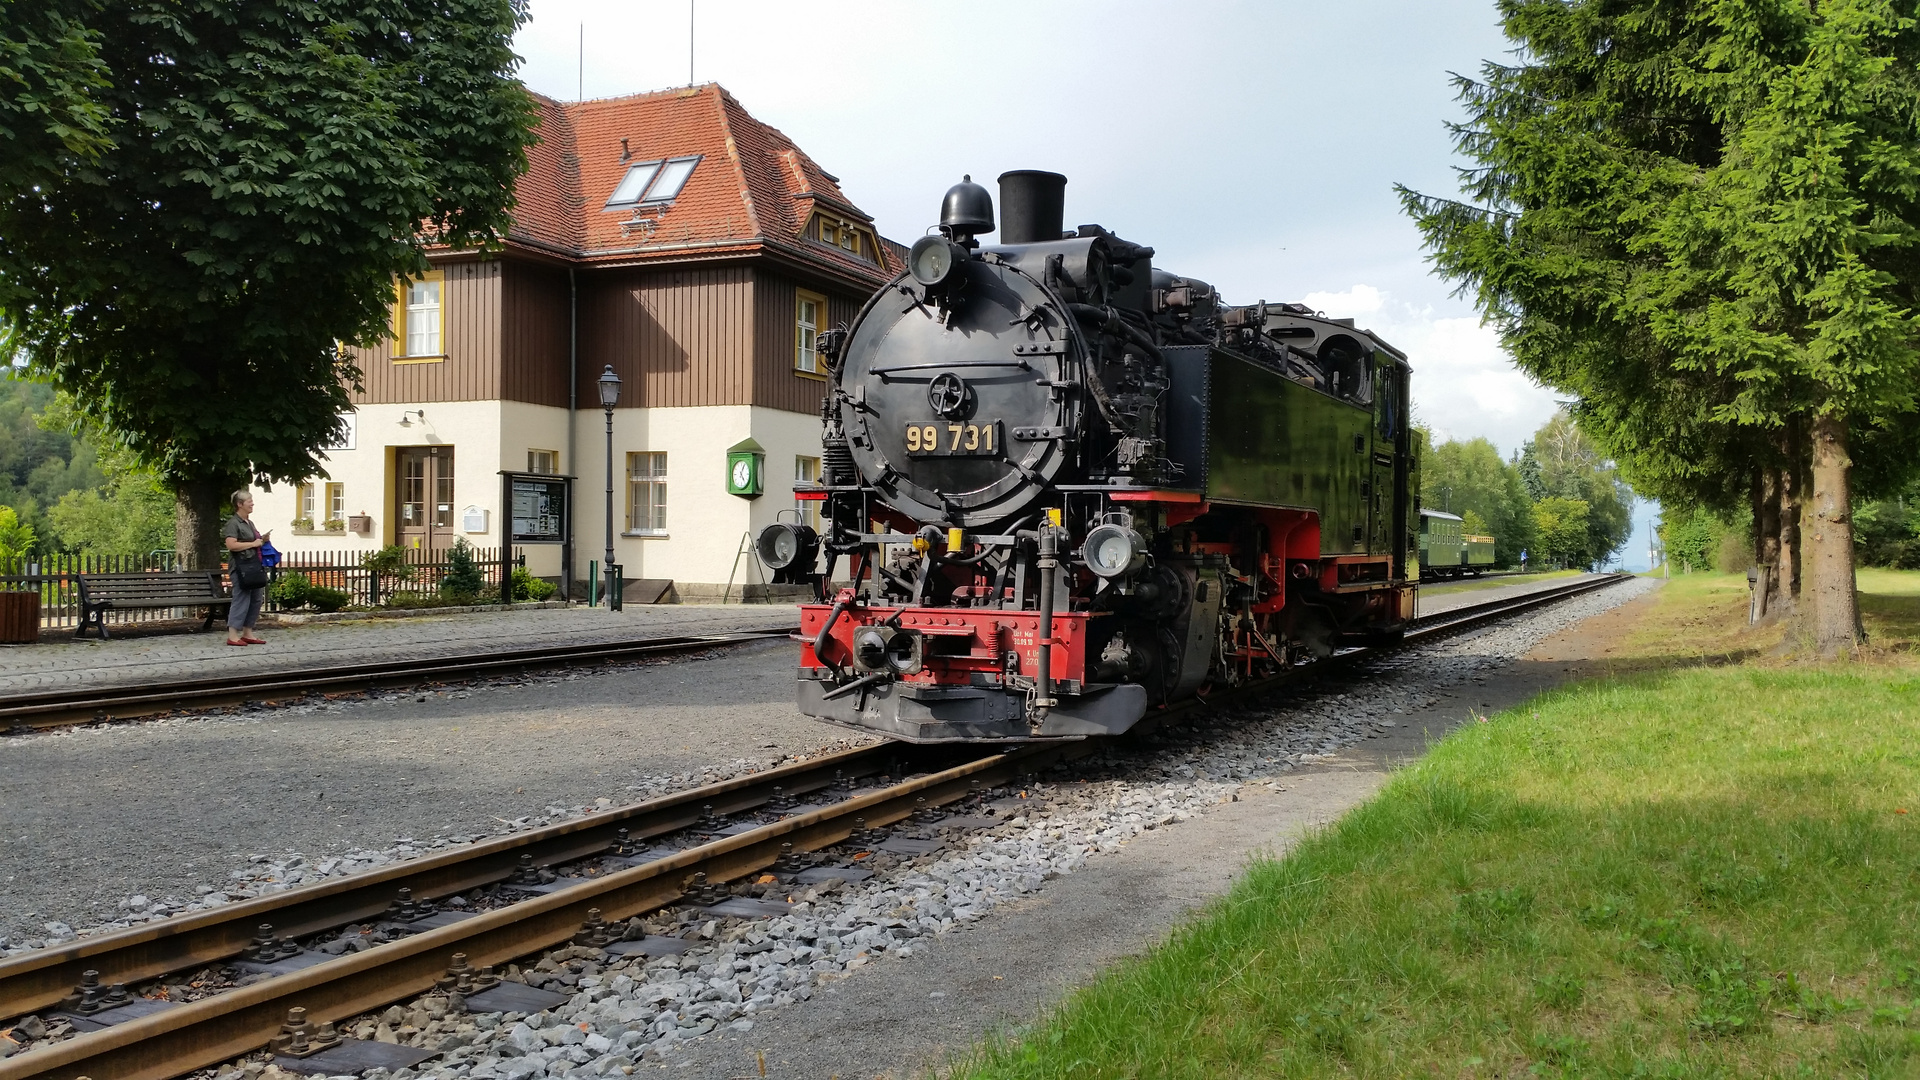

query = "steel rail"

[0,628,798,732]
[0,740,913,1022]
[0,573,1632,1080]
[0,745,1062,1080]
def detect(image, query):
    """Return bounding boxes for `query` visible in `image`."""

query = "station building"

[256,84,900,600]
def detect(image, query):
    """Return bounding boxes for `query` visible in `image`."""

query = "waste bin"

[0,590,40,644]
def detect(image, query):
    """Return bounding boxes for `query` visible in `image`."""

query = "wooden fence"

[0,547,520,631]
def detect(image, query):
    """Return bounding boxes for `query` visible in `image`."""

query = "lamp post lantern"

[597,365,622,606]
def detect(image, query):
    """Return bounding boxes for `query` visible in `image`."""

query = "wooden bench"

[74,570,230,640]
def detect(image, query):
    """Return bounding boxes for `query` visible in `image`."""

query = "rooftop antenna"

[688,0,695,86]
[577,23,583,100]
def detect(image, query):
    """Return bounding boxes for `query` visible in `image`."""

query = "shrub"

[307,586,349,613]
[511,566,557,601]
[440,538,486,601]
[269,571,314,609]
[362,545,416,597]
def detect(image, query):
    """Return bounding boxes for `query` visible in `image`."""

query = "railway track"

[0,628,799,733]
[0,573,1629,1080]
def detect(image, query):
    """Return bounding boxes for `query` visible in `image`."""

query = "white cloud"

[1305,284,1561,458]
[1301,284,1384,316]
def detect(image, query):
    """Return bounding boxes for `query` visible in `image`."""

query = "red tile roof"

[501,85,899,287]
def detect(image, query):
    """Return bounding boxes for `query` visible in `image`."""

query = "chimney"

[997,171,1066,244]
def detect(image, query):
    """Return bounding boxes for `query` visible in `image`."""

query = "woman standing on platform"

[223,490,272,646]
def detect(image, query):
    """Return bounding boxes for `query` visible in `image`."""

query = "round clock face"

[732,459,752,489]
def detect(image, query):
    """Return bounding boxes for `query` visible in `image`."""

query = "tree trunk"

[1806,413,1860,657]
[174,478,229,571]
[1755,467,1781,621]
[1778,425,1802,609]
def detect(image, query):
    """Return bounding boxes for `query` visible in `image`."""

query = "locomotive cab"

[766,172,1419,743]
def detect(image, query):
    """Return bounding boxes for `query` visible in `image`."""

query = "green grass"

[958,570,1920,1079]
[1418,568,1584,597]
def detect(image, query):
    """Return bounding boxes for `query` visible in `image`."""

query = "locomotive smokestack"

[998,170,1067,244]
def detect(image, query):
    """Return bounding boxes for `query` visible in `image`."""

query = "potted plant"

[291,517,316,533]
[323,518,346,532]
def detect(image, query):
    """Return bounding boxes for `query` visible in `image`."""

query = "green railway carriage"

[1418,509,1495,578]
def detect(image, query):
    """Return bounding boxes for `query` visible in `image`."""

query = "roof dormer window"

[606,155,702,208]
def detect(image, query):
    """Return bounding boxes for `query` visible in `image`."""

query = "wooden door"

[396,446,456,551]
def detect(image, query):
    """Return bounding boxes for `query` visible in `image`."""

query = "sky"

[511,0,1657,568]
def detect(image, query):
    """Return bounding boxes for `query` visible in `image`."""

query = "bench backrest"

[79,571,227,603]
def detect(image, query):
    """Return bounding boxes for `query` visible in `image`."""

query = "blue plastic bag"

[259,540,282,568]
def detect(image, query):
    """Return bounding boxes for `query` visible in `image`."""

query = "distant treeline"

[1418,410,1635,571]
[0,369,174,560]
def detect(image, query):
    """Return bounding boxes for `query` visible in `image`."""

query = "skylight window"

[605,155,702,208]
[606,162,659,206]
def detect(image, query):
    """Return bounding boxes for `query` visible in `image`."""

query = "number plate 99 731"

[904,421,1000,456]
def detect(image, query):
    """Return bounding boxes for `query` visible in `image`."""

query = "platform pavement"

[0,604,801,697]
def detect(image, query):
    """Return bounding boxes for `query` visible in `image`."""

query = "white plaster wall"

[570,404,827,587]
[256,401,572,577]
[255,399,823,590]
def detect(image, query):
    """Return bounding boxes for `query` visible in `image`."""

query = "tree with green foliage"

[1400,0,1920,655]
[0,505,34,561]
[45,457,174,557]
[1420,435,1536,567]
[1533,497,1592,569]
[1517,412,1634,569]
[0,0,537,569]
[0,0,111,192]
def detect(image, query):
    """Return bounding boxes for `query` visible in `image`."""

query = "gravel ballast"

[2,577,1657,1078]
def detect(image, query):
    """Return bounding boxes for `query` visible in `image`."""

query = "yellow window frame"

[392,268,447,362]
[795,289,827,379]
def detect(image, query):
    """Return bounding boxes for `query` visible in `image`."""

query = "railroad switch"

[437,952,501,995]
[242,923,302,963]
[383,888,438,923]
[60,969,133,1015]
[573,908,620,948]
[268,1007,342,1058]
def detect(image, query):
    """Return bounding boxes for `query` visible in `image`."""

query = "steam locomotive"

[755,171,1418,743]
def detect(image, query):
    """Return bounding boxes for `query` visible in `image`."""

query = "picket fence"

[0,547,521,631]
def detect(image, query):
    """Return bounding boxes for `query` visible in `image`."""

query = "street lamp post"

[597,365,622,606]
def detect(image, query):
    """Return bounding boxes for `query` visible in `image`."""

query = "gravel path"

[2,577,1658,1080]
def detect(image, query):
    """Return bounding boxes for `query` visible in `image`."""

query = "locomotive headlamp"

[1082,524,1148,579]
[908,235,967,289]
[755,522,818,571]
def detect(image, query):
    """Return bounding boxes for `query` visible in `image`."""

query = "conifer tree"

[1401,0,1920,655]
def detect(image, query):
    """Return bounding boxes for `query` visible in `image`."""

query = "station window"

[297,484,316,524]
[394,270,444,359]
[528,449,559,475]
[626,451,667,534]
[326,482,345,524]
[796,291,825,375]
[795,455,821,530]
